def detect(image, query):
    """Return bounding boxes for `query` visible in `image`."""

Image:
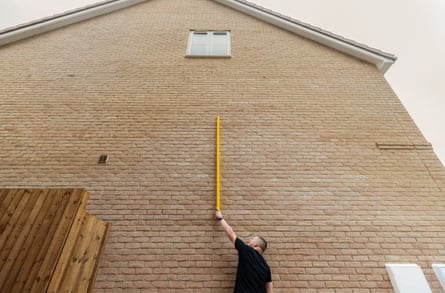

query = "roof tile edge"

[0,0,397,73]
[0,0,147,47]
[214,0,397,73]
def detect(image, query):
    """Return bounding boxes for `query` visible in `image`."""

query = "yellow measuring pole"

[216,116,221,211]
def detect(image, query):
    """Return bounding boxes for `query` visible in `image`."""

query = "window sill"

[185,55,232,59]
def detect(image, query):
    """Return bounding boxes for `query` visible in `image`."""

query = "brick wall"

[1,0,445,292]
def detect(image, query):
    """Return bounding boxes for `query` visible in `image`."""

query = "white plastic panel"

[385,264,432,293]
[432,264,445,290]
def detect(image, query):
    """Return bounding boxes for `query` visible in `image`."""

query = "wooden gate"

[0,188,111,293]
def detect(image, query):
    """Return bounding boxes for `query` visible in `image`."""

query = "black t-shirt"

[234,237,272,293]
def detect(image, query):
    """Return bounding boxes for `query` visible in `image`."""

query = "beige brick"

[1,0,445,292]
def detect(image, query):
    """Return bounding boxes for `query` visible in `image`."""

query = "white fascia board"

[0,0,147,47]
[214,0,396,73]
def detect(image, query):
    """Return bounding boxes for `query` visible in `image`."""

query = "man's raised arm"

[215,210,237,244]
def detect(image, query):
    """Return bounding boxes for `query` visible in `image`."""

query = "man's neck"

[253,247,263,254]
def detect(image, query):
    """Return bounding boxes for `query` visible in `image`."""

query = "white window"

[186,31,231,57]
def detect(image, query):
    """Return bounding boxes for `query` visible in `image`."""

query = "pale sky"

[1,0,444,165]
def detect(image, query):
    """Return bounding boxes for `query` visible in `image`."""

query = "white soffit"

[214,0,396,73]
[0,0,396,73]
[432,264,445,290]
[385,264,432,293]
[0,0,147,46]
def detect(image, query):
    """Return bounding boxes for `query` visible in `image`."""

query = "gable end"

[213,0,397,73]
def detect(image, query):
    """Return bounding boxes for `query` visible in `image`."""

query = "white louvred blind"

[187,31,230,56]
[189,32,209,55]
[210,32,230,56]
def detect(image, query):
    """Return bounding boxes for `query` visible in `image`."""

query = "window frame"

[186,30,231,58]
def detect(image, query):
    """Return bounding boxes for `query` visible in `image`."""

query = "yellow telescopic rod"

[216,116,221,211]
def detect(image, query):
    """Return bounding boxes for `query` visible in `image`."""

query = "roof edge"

[1,0,397,73]
[214,0,397,73]
[0,0,147,47]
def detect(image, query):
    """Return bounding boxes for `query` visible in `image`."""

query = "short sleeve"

[266,267,272,282]
[235,237,249,252]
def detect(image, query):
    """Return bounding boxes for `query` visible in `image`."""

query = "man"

[216,210,273,293]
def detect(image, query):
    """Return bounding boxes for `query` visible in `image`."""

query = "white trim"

[0,0,396,73]
[212,0,396,73]
[0,0,147,46]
